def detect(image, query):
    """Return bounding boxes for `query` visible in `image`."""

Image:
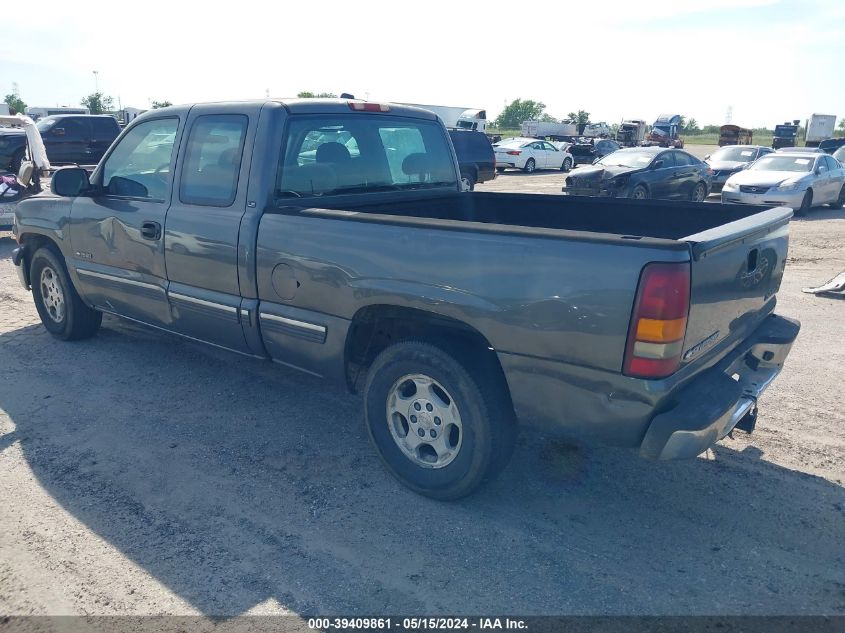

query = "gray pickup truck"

[11,99,800,499]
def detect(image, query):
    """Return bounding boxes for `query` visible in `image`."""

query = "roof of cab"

[139,99,439,121]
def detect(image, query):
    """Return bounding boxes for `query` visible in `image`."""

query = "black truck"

[0,114,121,172]
[12,99,799,499]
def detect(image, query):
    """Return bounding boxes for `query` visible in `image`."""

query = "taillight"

[623,262,690,378]
[348,101,390,112]
[506,150,521,156]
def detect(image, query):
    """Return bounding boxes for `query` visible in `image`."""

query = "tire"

[523,158,536,173]
[690,181,707,202]
[364,341,516,500]
[460,172,476,192]
[10,148,25,174]
[496,166,506,173]
[30,246,102,340]
[795,189,812,216]
[630,184,649,200]
[829,185,845,209]
[561,157,573,172]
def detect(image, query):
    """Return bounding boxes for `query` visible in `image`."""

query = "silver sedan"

[721,152,845,215]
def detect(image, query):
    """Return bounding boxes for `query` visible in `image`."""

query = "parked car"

[705,145,774,193]
[493,137,573,173]
[12,99,799,499]
[448,129,495,191]
[721,152,845,214]
[568,138,621,166]
[563,147,711,201]
[775,146,825,153]
[818,138,845,154]
[0,114,120,173]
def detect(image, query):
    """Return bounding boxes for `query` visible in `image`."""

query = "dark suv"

[448,130,495,191]
[1,114,121,172]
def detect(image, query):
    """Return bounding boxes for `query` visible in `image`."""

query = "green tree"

[838,118,845,133]
[297,91,337,98]
[4,93,26,114]
[494,99,546,129]
[151,100,172,109]
[81,92,114,114]
[683,118,700,134]
[565,110,590,125]
[539,113,558,123]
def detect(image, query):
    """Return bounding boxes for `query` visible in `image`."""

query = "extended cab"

[12,99,800,499]
[0,114,120,173]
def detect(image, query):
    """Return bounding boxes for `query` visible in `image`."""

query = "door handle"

[140,221,162,240]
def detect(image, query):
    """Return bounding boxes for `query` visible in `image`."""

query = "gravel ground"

[0,174,843,619]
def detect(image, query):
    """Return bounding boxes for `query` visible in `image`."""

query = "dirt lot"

[1,170,844,618]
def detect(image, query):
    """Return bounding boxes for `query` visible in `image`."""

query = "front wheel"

[31,246,102,340]
[690,181,707,202]
[364,341,516,500]
[795,189,813,216]
[561,157,573,172]
[523,158,536,173]
[829,185,845,209]
[630,184,649,200]
[495,166,506,173]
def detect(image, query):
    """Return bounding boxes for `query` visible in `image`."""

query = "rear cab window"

[179,114,248,207]
[278,115,456,198]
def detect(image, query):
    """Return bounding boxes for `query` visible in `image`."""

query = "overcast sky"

[2,0,843,128]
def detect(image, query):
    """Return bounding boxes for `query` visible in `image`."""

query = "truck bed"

[281,191,775,242]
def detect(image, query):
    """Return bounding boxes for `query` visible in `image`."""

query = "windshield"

[596,151,654,168]
[710,147,758,162]
[834,148,845,162]
[774,125,797,137]
[750,155,814,172]
[36,117,58,132]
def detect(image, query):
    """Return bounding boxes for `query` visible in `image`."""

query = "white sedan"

[721,152,845,214]
[493,137,574,173]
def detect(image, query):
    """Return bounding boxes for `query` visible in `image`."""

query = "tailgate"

[679,206,793,368]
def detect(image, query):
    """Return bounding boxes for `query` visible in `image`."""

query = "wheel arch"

[343,304,512,406]
[16,232,64,288]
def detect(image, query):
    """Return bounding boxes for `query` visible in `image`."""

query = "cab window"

[101,118,179,200]
[179,114,248,207]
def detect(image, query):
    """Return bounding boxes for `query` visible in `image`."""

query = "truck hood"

[727,170,810,187]
[707,160,747,171]
[569,164,641,182]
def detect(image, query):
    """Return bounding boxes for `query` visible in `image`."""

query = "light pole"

[93,70,99,93]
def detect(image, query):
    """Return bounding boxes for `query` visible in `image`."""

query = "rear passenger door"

[163,106,254,353]
[90,118,119,163]
[670,151,699,198]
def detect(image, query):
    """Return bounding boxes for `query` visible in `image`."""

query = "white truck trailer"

[520,120,578,139]
[804,114,836,147]
[400,103,487,133]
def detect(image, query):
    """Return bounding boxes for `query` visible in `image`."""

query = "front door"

[163,107,253,353]
[68,117,181,325]
[45,117,91,165]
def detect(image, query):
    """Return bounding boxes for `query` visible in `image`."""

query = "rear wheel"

[561,157,573,172]
[690,181,707,202]
[364,341,516,500]
[795,189,813,216]
[630,184,649,200]
[496,166,506,173]
[523,158,536,173]
[829,185,845,209]
[30,246,102,340]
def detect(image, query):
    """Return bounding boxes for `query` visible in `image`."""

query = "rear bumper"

[499,313,800,457]
[640,314,800,459]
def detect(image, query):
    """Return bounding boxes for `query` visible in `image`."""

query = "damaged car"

[563,147,711,201]
[705,145,773,193]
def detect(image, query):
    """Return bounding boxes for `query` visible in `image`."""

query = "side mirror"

[704,155,710,160]
[51,167,90,197]
[652,160,664,169]
[52,128,66,136]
